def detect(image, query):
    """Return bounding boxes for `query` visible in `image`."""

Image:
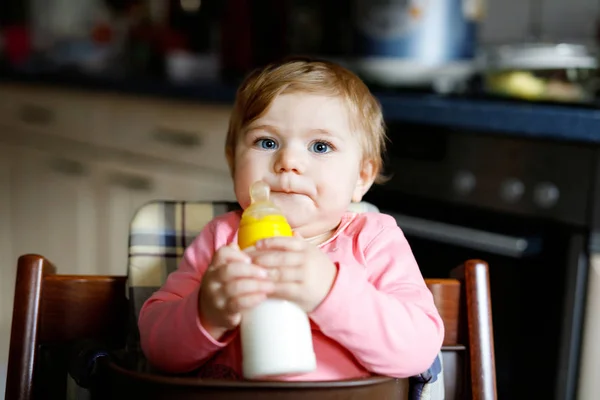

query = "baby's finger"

[217,262,269,281]
[251,250,304,269]
[255,236,306,251]
[269,282,302,301]
[212,292,228,311]
[228,293,268,313]
[265,266,304,283]
[223,278,275,299]
[213,244,252,265]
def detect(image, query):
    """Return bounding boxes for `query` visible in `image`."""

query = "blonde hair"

[225,57,388,184]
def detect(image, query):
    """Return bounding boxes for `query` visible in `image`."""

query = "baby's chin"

[288,218,342,242]
[286,210,343,233]
[282,210,314,228]
[281,207,318,229]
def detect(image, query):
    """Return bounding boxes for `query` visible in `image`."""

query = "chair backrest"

[6,254,129,400]
[127,201,238,327]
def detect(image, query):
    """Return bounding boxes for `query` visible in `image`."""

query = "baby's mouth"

[272,190,301,197]
[271,191,308,202]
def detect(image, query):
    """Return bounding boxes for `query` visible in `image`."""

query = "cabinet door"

[0,142,17,392]
[0,142,16,307]
[97,162,236,276]
[108,98,232,174]
[0,84,111,147]
[9,146,100,275]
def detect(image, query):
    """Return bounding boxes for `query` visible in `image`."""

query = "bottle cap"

[238,181,292,249]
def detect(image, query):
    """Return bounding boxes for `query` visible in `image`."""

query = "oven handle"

[390,213,541,258]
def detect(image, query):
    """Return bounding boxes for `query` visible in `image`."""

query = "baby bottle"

[238,180,317,379]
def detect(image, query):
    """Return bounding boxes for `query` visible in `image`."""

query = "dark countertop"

[2,69,600,145]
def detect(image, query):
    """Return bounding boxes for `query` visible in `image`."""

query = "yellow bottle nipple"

[238,181,292,250]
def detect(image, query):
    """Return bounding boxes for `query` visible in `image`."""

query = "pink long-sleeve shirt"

[138,211,444,381]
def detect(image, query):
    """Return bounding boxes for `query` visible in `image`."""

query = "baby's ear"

[352,160,376,202]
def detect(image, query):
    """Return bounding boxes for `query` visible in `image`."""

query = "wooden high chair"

[6,200,496,399]
[6,255,496,399]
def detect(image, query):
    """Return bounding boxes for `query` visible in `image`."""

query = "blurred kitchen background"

[2,1,600,399]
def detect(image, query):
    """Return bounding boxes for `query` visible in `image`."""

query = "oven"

[364,123,599,400]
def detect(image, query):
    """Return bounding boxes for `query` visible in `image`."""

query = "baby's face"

[232,92,374,238]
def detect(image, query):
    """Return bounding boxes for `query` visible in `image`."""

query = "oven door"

[372,199,587,400]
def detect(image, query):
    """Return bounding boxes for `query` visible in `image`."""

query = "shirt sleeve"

[138,219,238,373]
[309,219,444,378]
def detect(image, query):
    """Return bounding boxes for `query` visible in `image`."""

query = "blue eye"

[310,141,331,154]
[256,138,278,150]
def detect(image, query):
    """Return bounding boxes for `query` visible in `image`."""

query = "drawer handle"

[109,173,154,192]
[152,129,202,148]
[18,104,55,125]
[49,158,88,176]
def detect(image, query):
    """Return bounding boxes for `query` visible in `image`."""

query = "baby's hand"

[250,234,338,313]
[198,243,273,338]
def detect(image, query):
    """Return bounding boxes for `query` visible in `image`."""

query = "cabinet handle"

[49,158,88,177]
[109,172,154,192]
[151,128,202,148]
[18,104,55,125]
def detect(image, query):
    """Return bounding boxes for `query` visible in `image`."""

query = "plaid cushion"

[127,201,239,321]
[125,200,444,399]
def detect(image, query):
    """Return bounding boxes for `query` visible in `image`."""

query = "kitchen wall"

[481,0,599,45]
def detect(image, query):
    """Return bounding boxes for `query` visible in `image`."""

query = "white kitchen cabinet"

[0,143,16,303]
[0,141,236,278]
[108,98,232,174]
[0,84,111,148]
[8,144,101,275]
[0,143,16,397]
